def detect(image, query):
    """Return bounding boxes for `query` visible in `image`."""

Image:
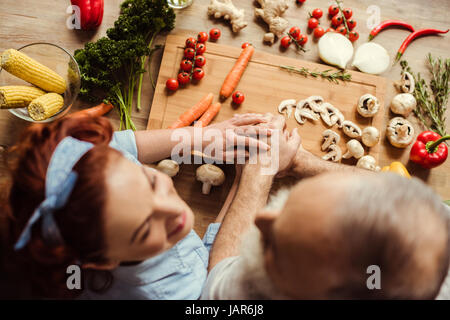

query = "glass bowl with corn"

[0,43,81,122]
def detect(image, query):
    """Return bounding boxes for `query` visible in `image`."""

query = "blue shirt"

[80,130,220,300]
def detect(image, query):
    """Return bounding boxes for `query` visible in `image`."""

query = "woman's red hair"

[1,115,117,299]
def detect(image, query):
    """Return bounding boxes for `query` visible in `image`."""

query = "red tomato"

[349,31,359,42]
[313,27,325,38]
[192,68,205,80]
[328,5,339,16]
[298,34,308,45]
[180,59,193,72]
[195,55,206,67]
[241,42,251,49]
[280,36,291,48]
[232,91,245,104]
[343,8,353,19]
[209,28,221,40]
[312,8,323,19]
[177,72,190,85]
[197,31,208,43]
[184,48,195,60]
[196,43,206,55]
[308,18,319,29]
[166,78,179,91]
[347,19,357,30]
[185,37,196,49]
[337,25,347,35]
[326,27,336,33]
[331,15,343,27]
[289,26,301,40]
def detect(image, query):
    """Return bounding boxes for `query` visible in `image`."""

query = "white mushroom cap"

[278,99,296,118]
[361,126,380,147]
[342,120,362,138]
[394,71,415,94]
[196,164,225,194]
[386,117,415,148]
[322,129,340,151]
[356,155,380,171]
[156,159,180,178]
[357,94,380,118]
[322,144,342,162]
[390,93,416,117]
[343,139,365,159]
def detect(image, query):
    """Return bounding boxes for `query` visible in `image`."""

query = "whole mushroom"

[356,155,380,171]
[390,93,416,117]
[196,164,225,194]
[156,159,180,178]
[386,117,415,148]
[361,126,380,147]
[357,94,380,118]
[343,139,365,159]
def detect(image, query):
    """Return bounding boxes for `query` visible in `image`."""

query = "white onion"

[352,42,390,74]
[318,32,354,69]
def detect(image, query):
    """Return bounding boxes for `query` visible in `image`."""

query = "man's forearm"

[208,165,274,271]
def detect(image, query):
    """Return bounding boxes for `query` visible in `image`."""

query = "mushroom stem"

[202,182,212,195]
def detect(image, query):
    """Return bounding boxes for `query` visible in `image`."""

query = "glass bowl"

[0,42,80,123]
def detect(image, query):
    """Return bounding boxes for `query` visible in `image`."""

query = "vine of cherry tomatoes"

[280,26,308,50]
[327,2,359,42]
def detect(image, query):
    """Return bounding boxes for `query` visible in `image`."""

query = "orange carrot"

[70,102,114,118]
[168,93,214,129]
[220,45,254,100]
[194,102,221,127]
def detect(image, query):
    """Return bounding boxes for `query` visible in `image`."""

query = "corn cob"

[1,49,67,94]
[0,85,46,109]
[28,93,64,121]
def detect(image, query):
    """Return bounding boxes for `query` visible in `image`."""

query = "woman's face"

[101,153,194,264]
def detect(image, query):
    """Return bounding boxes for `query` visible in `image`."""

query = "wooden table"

[1,0,449,236]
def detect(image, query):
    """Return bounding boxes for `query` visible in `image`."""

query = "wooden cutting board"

[148,35,387,163]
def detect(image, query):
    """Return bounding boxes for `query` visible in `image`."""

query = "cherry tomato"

[336,25,347,35]
[312,8,323,19]
[195,55,206,67]
[349,31,359,42]
[186,37,197,49]
[196,43,206,55]
[296,0,306,4]
[328,5,339,16]
[166,78,179,91]
[298,34,308,45]
[331,15,343,27]
[232,91,245,104]
[241,42,251,49]
[326,27,336,33]
[180,59,193,72]
[343,8,353,19]
[280,36,291,48]
[209,28,221,40]
[308,18,319,29]
[313,27,325,38]
[347,19,357,30]
[192,68,205,80]
[184,48,195,60]
[197,31,208,43]
[177,72,190,85]
[289,26,301,40]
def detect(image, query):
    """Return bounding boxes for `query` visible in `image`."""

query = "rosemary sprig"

[335,0,350,37]
[287,33,307,53]
[400,55,449,137]
[280,65,352,84]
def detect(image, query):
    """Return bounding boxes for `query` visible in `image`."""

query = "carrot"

[194,102,221,127]
[168,93,214,129]
[70,102,114,118]
[220,45,254,100]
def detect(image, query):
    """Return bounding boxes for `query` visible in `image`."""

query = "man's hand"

[276,128,302,177]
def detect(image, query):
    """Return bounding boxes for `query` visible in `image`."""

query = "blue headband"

[14,136,94,251]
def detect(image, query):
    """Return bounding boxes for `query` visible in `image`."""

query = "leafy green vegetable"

[74,0,176,130]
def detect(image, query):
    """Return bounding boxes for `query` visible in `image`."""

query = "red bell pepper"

[410,131,450,169]
[71,0,104,30]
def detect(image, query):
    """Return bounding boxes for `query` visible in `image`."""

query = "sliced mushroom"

[343,139,364,159]
[196,164,225,194]
[394,71,415,94]
[322,144,342,162]
[386,117,415,148]
[342,120,362,138]
[306,95,325,113]
[390,93,416,117]
[278,99,296,118]
[356,155,380,171]
[294,99,320,124]
[322,129,340,151]
[361,126,380,147]
[320,102,345,127]
[357,94,380,118]
[156,159,180,177]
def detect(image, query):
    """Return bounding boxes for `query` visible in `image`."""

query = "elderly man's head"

[245,172,449,299]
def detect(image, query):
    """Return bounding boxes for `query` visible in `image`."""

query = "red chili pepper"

[396,28,449,62]
[71,0,104,30]
[410,131,450,169]
[369,20,415,41]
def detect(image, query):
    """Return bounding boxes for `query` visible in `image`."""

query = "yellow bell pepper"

[381,162,411,178]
